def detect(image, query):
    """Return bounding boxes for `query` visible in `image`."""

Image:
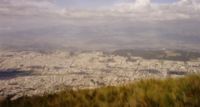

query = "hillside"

[1,74,200,107]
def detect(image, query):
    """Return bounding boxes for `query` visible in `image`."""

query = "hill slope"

[1,74,200,107]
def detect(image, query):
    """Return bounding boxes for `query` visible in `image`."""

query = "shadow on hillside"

[139,69,161,74]
[0,69,33,80]
[167,70,187,75]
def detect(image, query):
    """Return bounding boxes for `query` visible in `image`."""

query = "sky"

[0,0,200,51]
[55,0,177,8]
[1,0,200,20]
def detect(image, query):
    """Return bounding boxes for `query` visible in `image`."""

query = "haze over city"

[0,0,200,51]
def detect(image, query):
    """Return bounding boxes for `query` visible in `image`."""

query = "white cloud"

[107,0,200,20]
[0,0,200,21]
[135,0,151,7]
[0,0,59,16]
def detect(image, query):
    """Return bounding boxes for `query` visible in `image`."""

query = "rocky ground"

[0,50,200,100]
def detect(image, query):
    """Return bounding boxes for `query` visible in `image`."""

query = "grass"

[1,75,200,107]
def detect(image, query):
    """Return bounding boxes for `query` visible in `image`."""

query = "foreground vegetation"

[1,75,200,107]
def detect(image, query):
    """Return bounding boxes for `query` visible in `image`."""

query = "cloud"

[55,0,200,21]
[108,0,200,20]
[0,0,200,21]
[0,0,59,16]
[135,0,151,7]
[176,0,200,10]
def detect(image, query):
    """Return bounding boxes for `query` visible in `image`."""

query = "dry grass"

[1,75,200,107]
